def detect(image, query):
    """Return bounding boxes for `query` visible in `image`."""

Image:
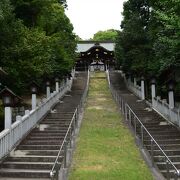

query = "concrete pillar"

[141,77,145,100]
[31,93,36,110]
[151,84,156,100]
[134,77,137,86]
[46,86,50,98]
[168,91,174,109]
[5,107,12,129]
[151,78,156,101]
[56,82,59,92]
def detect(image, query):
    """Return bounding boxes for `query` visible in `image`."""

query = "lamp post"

[30,82,38,110]
[46,80,51,98]
[55,77,59,92]
[168,80,175,109]
[0,88,19,129]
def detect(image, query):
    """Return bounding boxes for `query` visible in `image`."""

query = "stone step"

[156,162,180,170]
[29,133,66,137]
[47,115,74,119]
[27,136,65,140]
[154,155,180,162]
[32,130,68,133]
[144,139,180,145]
[144,134,180,140]
[16,150,59,156]
[160,169,180,179]
[43,118,72,121]
[145,144,180,150]
[147,125,174,130]
[34,127,69,131]
[149,150,180,156]
[2,162,57,170]
[0,169,50,178]
[21,140,63,145]
[17,145,61,150]
[136,127,177,134]
[40,123,71,126]
[6,156,62,162]
[148,130,180,135]
[39,121,71,125]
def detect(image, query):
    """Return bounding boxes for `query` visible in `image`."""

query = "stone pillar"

[5,107,12,129]
[56,82,59,92]
[134,77,137,86]
[46,86,50,98]
[151,78,156,102]
[168,91,174,109]
[168,80,175,109]
[55,77,59,93]
[141,76,145,100]
[31,93,36,110]
[46,80,51,98]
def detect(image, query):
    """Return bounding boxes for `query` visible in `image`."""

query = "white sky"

[65,0,126,40]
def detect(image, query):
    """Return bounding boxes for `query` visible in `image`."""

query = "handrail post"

[125,104,128,121]
[69,128,72,149]
[73,115,76,135]
[174,170,180,180]
[166,160,170,180]
[134,116,137,136]
[141,125,144,148]
[150,139,154,167]
[129,109,131,125]
[64,141,67,168]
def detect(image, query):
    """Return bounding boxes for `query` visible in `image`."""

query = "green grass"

[69,72,153,180]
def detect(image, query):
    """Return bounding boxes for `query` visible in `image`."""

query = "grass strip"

[69,72,153,180]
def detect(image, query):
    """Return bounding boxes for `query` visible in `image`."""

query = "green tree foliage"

[115,0,152,75]
[115,0,180,78]
[93,29,118,41]
[152,0,180,72]
[0,0,76,94]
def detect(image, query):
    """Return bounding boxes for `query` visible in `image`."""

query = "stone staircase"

[109,71,180,179]
[0,72,87,179]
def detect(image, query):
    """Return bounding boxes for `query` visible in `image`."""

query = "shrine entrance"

[75,41,116,71]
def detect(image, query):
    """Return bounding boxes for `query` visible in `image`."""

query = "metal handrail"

[126,103,179,174]
[50,109,77,178]
[107,70,180,179]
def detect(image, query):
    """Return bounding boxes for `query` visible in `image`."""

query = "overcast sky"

[65,0,126,40]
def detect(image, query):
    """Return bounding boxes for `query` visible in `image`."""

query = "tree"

[0,0,76,94]
[115,0,180,98]
[152,0,180,73]
[93,29,118,41]
[115,0,152,75]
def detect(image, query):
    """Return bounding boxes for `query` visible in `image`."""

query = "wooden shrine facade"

[75,41,116,71]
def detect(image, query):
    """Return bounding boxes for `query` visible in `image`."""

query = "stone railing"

[152,97,180,126]
[0,75,74,160]
[127,81,142,99]
[122,73,142,99]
